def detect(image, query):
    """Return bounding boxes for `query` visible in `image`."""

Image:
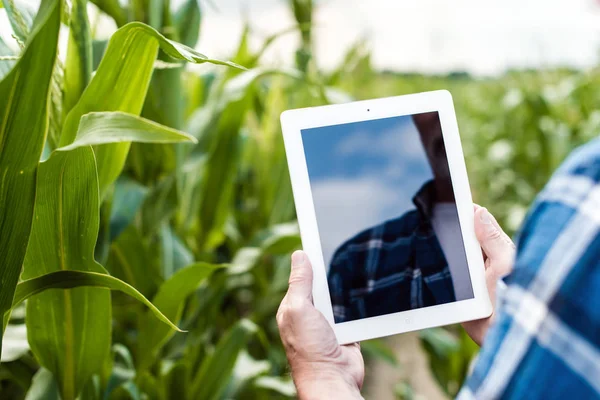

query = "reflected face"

[412,112,450,180]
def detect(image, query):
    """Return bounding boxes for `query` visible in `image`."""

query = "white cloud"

[336,121,425,158]
[193,0,600,76]
[333,120,432,181]
[311,175,414,268]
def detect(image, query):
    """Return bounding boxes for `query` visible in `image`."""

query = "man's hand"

[462,205,515,345]
[277,251,364,400]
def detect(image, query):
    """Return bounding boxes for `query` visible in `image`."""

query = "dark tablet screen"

[301,112,474,323]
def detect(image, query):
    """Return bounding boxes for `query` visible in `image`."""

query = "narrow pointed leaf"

[58,111,197,151]
[89,0,126,27]
[159,224,194,278]
[11,270,181,332]
[189,320,258,400]
[4,0,36,41]
[22,148,110,400]
[59,22,242,199]
[63,0,92,117]
[173,0,201,48]
[137,262,224,369]
[24,368,60,400]
[109,177,148,240]
[0,38,17,80]
[106,225,162,298]
[0,0,59,353]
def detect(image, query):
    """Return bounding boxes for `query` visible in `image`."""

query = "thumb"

[287,250,313,299]
[474,207,515,269]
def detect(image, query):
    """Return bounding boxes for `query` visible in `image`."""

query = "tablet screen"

[301,112,474,324]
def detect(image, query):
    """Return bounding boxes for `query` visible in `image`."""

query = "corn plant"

[2,0,600,398]
[0,0,309,398]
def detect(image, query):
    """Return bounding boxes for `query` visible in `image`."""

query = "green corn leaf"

[106,225,162,298]
[63,0,92,117]
[89,0,126,27]
[58,111,197,151]
[58,22,242,200]
[189,319,258,400]
[173,0,201,48]
[140,174,178,236]
[226,351,270,398]
[4,0,36,42]
[0,38,17,80]
[21,147,110,400]
[190,70,293,251]
[159,224,194,278]
[229,223,301,275]
[24,368,60,400]
[10,270,182,332]
[137,262,224,369]
[103,344,137,400]
[163,361,188,400]
[109,177,149,240]
[0,0,60,354]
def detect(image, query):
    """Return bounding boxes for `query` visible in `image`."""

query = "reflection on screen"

[302,112,474,324]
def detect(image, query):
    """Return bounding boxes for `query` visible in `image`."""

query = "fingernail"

[291,251,305,266]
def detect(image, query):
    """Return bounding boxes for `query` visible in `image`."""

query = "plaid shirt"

[327,181,457,323]
[459,138,600,398]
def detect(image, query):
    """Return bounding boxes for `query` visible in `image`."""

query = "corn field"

[1,0,599,399]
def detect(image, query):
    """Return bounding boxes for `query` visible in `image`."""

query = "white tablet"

[280,90,492,344]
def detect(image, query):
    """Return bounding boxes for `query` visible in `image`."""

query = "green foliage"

[2,0,599,399]
[0,0,60,347]
[22,147,111,400]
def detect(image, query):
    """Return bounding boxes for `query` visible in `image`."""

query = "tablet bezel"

[280,90,492,345]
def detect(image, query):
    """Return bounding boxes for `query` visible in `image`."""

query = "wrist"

[293,364,363,400]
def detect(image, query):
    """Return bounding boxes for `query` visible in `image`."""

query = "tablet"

[280,90,492,344]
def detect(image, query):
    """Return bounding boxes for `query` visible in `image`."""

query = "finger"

[474,207,515,266]
[287,250,313,300]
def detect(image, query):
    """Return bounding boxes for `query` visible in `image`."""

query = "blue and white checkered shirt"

[327,181,458,323]
[459,138,600,398]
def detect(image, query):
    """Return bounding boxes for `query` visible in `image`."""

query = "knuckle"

[288,270,308,286]
[287,297,309,317]
[276,300,288,327]
[486,228,503,241]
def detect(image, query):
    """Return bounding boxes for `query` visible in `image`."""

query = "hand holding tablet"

[280,90,494,344]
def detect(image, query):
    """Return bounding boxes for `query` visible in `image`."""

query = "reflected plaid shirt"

[327,181,456,323]
[458,138,600,399]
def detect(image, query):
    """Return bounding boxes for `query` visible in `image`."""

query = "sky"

[302,115,433,267]
[195,0,600,75]
[2,0,600,75]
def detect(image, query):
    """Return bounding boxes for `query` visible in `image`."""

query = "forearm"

[293,367,363,400]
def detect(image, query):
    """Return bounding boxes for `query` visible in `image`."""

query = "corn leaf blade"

[12,270,181,332]
[137,262,224,369]
[189,319,258,400]
[0,38,17,80]
[105,225,162,298]
[24,368,60,400]
[22,147,110,400]
[63,0,92,117]
[58,111,197,151]
[3,0,35,41]
[59,22,241,199]
[0,0,60,353]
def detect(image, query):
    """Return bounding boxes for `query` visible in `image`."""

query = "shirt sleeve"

[458,139,600,399]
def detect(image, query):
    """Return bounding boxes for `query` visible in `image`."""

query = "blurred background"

[2,0,600,399]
